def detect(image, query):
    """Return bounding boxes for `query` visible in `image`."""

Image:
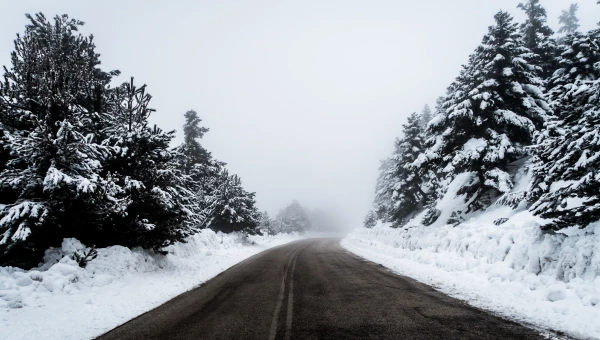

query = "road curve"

[97,239,543,340]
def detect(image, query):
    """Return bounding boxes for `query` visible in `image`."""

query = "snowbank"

[342,208,600,339]
[0,230,302,340]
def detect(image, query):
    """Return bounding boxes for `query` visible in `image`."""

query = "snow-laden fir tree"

[517,0,557,79]
[0,14,119,267]
[273,200,311,233]
[386,112,429,227]
[369,112,430,227]
[434,96,445,116]
[371,157,396,222]
[558,4,580,36]
[258,211,276,235]
[100,79,199,251]
[207,169,261,234]
[177,110,210,176]
[529,29,600,231]
[421,105,432,129]
[363,210,377,228]
[174,109,219,227]
[424,11,550,216]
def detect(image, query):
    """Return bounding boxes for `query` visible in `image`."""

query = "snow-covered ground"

[342,201,600,338]
[0,230,302,340]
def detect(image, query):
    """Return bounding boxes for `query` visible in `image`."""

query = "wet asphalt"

[96,238,544,340]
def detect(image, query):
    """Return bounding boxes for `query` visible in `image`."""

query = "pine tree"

[273,201,311,233]
[207,170,261,234]
[100,79,198,251]
[177,110,210,176]
[386,112,428,226]
[558,4,580,36]
[363,210,377,228]
[434,96,445,116]
[173,109,217,227]
[259,211,276,235]
[372,157,396,222]
[529,29,600,230]
[0,14,119,267]
[517,0,557,79]
[370,112,430,227]
[421,105,432,129]
[425,11,550,214]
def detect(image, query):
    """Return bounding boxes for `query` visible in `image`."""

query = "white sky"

[1,1,599,229]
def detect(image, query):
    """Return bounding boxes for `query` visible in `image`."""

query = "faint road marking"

[268,246,302,340]
[285,246,301,340]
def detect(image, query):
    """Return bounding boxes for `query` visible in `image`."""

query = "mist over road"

[97,239,542,340]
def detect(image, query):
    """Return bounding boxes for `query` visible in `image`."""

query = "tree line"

[0,14,262,268]
[367,1,600,232]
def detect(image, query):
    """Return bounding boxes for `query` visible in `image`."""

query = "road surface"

[97,239,543,340]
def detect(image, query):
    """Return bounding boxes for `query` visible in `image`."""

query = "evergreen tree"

[529,29,600,230]
[425,11,550,214]
[0,12,265,267]
[363,210,377,228]
[207,170,261,234]
[370,112,429,227]
[177,110,210,176]
[174,109,217,227]
[372,157,396,222]
[100,79,198,251]
[0,14,118,267]
[558,4,580,36]
[386,112,428,226]
[273,200,311,233]
[259,211,276,235]
[517,0,557,79]
[421,105,432,129]
[434,96,445,116]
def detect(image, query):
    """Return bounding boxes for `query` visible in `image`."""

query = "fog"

[1,1,598,230]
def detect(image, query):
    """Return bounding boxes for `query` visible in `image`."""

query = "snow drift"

[0,229,301,340]
[343,173,600,339]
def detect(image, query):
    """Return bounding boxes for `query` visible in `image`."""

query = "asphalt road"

[97,239,544,340]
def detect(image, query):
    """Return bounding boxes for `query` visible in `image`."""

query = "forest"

[367,1,600,234]
[0,14,312,268]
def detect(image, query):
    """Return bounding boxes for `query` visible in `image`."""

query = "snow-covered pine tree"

[206,169,261,234]
[0,107,16,204]
[558,4,580,36]
[421,105,432,129]
[385,112,428,227]
[177,110,210,176]
[424,11,550,215]
[363,210,377,228]
[517,0,557,80]
[0,14,119,267]
[371,157,396,222]
[100,78,198,251]
[369,112,429,227]
[273,200,311,233]
[258,211,277,235]
[434,96,445,116]
[173,109,217,227]
[529,29,600,230]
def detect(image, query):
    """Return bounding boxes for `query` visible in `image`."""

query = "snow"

[0,230,302,340]
[549,180,576,193]
[343,215,600,339]
[342,172,600,339]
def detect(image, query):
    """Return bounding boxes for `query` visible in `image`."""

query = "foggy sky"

[1,1,599,229]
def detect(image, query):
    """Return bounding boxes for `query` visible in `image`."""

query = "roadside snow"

[1,230,302,340]
[342,210,600,339]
